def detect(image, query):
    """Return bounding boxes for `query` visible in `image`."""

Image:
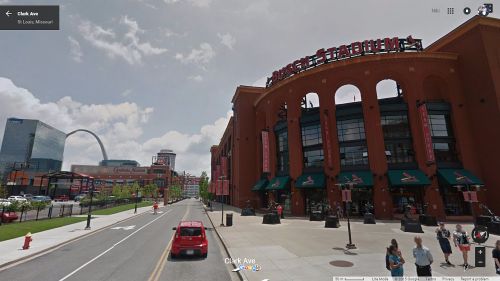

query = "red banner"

[222,180,229,195]
[342,189,352,202]
[216,180,222,196]
[216,164,221,180]
[262,131,270,173]
[418,104,435,163]
[462,191,478,202]
[221,157,228,177]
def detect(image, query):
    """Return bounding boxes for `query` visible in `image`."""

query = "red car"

[171,221,208,258]
[0,211,19,223]
[54,195,69,202]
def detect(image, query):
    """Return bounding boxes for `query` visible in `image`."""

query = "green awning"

[387,169,430,187]
[295,173,325,189]
[437,169,483,186]
[251,179,268,191]
[266,176,290,190]
[338,171,373,187]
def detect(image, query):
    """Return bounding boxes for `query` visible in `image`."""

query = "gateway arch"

[66,129,108,161]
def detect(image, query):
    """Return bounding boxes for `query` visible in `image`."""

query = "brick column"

[361,83,393,219]
[317,84,341,209]
[287,96,305,215]
[406,78,446,219]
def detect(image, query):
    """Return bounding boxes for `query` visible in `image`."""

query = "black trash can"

[310,211,323,221]
[325,216,340,228]
[226,213,233,227]
[262,213,280,224]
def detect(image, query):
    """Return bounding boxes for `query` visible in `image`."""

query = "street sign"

[472,225,489,244]
[111,225,136,230]
[342,190,352,202]
[475,246,486,267]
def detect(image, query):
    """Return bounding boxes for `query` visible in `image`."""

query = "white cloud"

[0,77,230,175]
[217,33,236,50]
[68,36,83,63]
[78,16,167,65]
[121,89,133,97]
[188,75,203,82]
[175,43,215,66]
[163,0,212,8]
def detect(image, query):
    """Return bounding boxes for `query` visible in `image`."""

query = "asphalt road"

[0,199,235,281]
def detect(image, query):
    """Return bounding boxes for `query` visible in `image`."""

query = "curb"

[203,204,245,281]
[0,205,155,271]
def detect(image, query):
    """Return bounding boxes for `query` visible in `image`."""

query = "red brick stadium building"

[210,16,500,219]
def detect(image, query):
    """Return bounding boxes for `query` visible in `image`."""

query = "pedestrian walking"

[388,245,405,276]
[413,236,433,276]
[277,204,284,219]
[336,205,344,220]
[453,224,471,270]
[153,201,159,215]
[436,222,453,265]
[493,240,500,275]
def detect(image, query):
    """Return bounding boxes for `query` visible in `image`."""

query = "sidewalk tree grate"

[329,260,354,267]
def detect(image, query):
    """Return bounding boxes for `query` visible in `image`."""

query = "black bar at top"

[0,5,59,30]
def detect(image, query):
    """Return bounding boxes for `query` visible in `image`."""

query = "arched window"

[300,93,323,169]
[376,79,414,165]
[335,85,362,105]
[302,92,320,110]
[376,79,401,100]
[334,85,368,168]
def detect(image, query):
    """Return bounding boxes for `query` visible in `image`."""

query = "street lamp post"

[219,176,226,226]
[134,183,140,214]
[338,182,356,250]
[85,183,95,230]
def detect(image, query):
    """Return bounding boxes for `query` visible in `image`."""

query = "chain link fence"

[0,197,154,225]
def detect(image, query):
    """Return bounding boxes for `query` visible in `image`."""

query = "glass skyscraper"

[0,118,66,176]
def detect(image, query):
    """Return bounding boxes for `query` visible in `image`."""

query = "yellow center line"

[148,203,190,281]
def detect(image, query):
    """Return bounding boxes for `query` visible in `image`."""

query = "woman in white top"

[453,224,471,270]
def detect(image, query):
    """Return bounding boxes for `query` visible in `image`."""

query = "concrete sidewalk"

[0,203,162,268]
[206,202,499,281]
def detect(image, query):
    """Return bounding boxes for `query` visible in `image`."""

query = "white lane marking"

[58,209,172,281]
[110,225,136,230]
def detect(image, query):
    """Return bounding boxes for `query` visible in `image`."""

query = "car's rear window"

[180,227,202,236]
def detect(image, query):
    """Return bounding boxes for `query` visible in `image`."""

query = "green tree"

[169,184,182,200]
[199,171,209,202]
[143,184,159,198]
[0,183,7,199]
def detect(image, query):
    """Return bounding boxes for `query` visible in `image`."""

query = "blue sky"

[0,0,497,175]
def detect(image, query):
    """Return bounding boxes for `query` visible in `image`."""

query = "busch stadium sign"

[266,36,423,88]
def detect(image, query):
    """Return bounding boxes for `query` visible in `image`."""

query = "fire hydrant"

[22,232,32,250]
